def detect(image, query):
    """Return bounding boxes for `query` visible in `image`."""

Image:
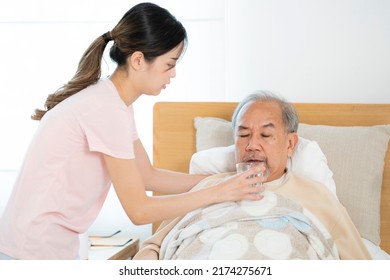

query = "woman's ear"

[128,51,145,71]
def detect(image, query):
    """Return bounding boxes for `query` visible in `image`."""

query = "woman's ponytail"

[31,33,111,120]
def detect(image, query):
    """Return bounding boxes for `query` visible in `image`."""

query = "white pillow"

[288,137,337,197]
[189,136,338,198]
[190,145,236,174]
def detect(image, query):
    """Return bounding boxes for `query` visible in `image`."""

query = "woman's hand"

[212,165,268,202]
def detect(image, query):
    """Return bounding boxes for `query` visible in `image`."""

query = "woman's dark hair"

[32,2,187,120]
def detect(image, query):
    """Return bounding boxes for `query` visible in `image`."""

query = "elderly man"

[134,92,371,260]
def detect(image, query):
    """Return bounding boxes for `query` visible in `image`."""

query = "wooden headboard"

[153,102,390,254]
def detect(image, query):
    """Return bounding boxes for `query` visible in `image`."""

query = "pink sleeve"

[79,105,139,159]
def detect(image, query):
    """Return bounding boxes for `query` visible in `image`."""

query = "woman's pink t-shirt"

[0,78,138,259]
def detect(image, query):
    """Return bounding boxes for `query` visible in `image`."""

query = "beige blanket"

[134,174,339,260]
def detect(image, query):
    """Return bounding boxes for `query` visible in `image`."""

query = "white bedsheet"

[363,238,390,260]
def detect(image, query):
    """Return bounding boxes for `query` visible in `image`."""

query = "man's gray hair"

[231,90,299,134]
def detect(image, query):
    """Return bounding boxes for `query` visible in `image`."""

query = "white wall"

[224,0,390,103]
[1,0,389,241]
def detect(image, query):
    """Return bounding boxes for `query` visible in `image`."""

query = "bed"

[151,101,390,258]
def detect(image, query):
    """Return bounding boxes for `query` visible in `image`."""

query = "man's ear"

[128,51,145,71]
[287,132,298,158]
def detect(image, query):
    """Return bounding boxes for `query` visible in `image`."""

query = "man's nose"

[246,136,263,151]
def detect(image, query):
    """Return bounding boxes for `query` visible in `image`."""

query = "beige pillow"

[194,117,233,151]
[298,124,390,245]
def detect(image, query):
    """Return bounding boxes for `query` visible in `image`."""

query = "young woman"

[0,3,264,259]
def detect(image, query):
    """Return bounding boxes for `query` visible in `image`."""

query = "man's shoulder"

[287,172,334,196]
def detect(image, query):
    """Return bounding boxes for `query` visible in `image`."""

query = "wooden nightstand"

[88,237,139,260]
[108,238,139,260]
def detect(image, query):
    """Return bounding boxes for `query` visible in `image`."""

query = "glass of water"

[236,161,269,187]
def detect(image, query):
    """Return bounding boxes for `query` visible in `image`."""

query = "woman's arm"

[133,139,207,193]
[103,149,265,225]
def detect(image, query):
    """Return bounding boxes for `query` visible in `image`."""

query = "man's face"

[234,100,297,181]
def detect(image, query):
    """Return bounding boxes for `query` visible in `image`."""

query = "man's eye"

[261,134,271,138]
[238,134,249,138]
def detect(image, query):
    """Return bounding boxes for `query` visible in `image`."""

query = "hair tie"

[102,32,112,43]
